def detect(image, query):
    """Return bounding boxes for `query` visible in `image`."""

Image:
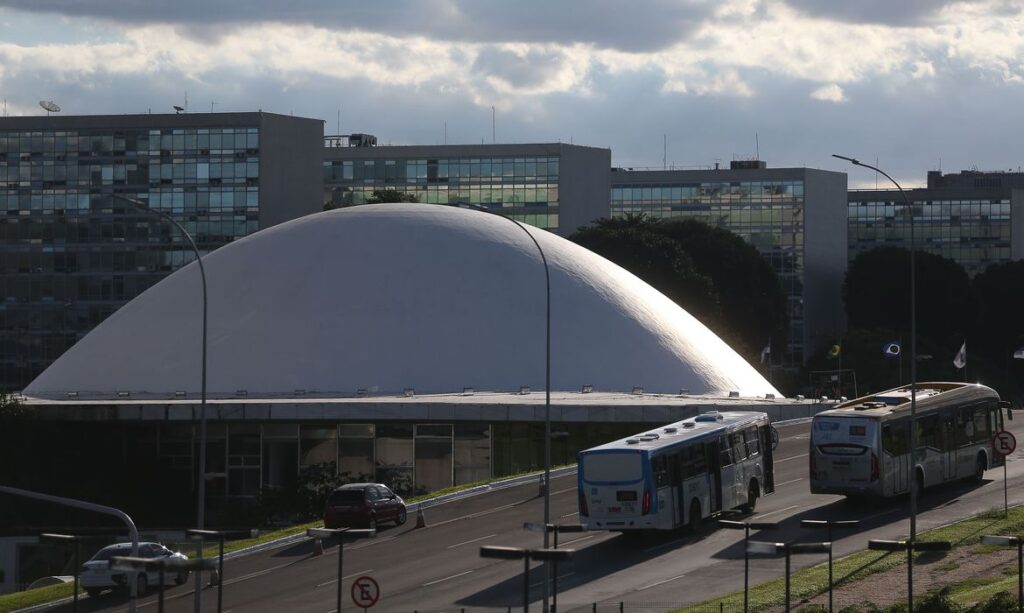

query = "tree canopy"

[570,215,787,361]
[366,189,419,204]
[844,247,974,346]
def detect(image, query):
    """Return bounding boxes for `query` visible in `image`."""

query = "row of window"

[1,188,259,213]
[880,403,999,455]
[612,181,804,203]
[0,128,259,155]
[324,157,560,183]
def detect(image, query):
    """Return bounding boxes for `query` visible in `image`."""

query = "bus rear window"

[582,452,643,483]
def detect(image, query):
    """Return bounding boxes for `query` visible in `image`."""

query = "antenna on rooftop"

[755,132,759,160]
[39,100,61,115]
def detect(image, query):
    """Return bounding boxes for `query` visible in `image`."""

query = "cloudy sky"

[1,0,1023,187]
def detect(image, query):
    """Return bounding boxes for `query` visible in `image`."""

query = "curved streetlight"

[113,194,209,611]
[831,155,919,540]
[445,201,552,608]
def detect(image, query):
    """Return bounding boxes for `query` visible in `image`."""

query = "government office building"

[322,138,611,236]
[0,112,324,391]
[610,161,849,366]
[848,169,1024,275]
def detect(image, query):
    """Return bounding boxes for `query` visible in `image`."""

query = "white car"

[80,542,190,598]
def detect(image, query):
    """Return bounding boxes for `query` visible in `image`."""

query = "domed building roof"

[26,204,778,399]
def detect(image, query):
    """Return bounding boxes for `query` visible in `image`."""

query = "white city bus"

[810,382,1011,498]
[577,411,776,532]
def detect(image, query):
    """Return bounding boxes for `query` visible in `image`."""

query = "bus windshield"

[582,451,643,483]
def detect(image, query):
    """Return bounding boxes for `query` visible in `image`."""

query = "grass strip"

[682,505,1024,612]
[0,583,79,613]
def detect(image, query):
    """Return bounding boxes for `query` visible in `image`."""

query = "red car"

[324,483,407,530]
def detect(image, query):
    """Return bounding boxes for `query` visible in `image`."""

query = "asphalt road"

[53,416,1024,613]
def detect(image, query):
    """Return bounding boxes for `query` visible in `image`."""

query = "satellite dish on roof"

[39,100,61,114]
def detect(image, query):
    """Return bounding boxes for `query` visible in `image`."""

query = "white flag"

[953,341,967,369]
[1015,347,1024,360]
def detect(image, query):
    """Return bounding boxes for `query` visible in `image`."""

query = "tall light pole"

[447,202,552,608]
[113,194,209,612]
[832,155,918,540]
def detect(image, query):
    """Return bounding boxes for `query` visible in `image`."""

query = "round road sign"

[993,430,1017,457]
[351,575,380,608]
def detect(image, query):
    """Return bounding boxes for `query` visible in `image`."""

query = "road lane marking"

[315,569,373,588]
[560,511,579,518]
[348,535,397,550]
[447,533,497,549]
[561,535,595,546]
[776,453,809,463]
[428,502,519,528]
[643,538,687,553]
[636,573,687,591]
[755,504,801,519]
[775,478,805,487]
[552,487,576,495]
[422,569,474,586]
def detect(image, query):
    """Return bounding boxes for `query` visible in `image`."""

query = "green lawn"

[683,505,1024,612]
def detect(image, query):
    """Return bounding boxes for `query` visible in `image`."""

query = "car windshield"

[329,490,365,505]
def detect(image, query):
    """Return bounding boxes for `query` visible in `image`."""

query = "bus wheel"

[689,500,702,533]
[973,454,986,482]
[742,480,759,513]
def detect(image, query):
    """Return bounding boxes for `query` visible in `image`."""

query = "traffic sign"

[993,430,1017,457]
[351,575,380,608]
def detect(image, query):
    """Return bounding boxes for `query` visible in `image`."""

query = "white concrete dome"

[26,204,779,399]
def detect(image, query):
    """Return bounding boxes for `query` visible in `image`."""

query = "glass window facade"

[848,195,1012,276]
[0,126,261,390]
[323,156,560,231]
[610,178,807,365]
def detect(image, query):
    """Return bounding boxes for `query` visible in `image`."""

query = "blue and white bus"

[577,411,776,532]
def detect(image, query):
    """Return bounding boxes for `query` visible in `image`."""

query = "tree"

[366,189,419,204]
[570,221,720,324]
[844,247,974,347]
[571,215,788,362]
[651,219,788,359]
[972,260,1024,401]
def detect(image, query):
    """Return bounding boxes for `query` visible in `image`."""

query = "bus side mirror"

[771,427,780,450]
[1000,400,1013,420]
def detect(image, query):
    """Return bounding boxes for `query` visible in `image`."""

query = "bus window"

[918,416,939,449]
[973,407,991,444]
[653,455,670,487]
[988,402,1002,436]
[730,432,747,462]
[719,436,734,467]
[940,414,956,451]
[744,427,760,457]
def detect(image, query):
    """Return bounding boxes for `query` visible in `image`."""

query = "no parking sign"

[351,575,380,610]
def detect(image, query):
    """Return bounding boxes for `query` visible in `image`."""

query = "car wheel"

[86,588,102,599]
[175,570,189,586]
[396,507,407,526]
[688,499,702,533]
[136,573,148,597]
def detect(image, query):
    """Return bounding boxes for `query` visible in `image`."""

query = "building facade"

[0,112,323,390]
[322,140,611,236]
[609,161,849,365]
[848,169,1024,276]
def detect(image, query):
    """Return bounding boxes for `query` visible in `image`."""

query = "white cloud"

[810,84,847,102]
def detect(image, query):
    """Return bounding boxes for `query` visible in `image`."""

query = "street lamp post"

[981,535,1023,612]
[545,523,587,613]
[113,193,209,613]
[448,202,553,607]
[801,519,860,612]
[719,520,778,613]
[832,155,919,541]
[40,533,82,612]
[480,546,575,613]
[308,527,376,613]
[869,539,951,611]
[187,529,226,613]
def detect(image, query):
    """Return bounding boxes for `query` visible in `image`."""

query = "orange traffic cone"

[415,506,427,529]
[538,474,547,498]
[311,537,324,556]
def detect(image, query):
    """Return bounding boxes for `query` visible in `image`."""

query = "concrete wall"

[803,169,849,358]
[258,113,325,228]
[556,144,612,234]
